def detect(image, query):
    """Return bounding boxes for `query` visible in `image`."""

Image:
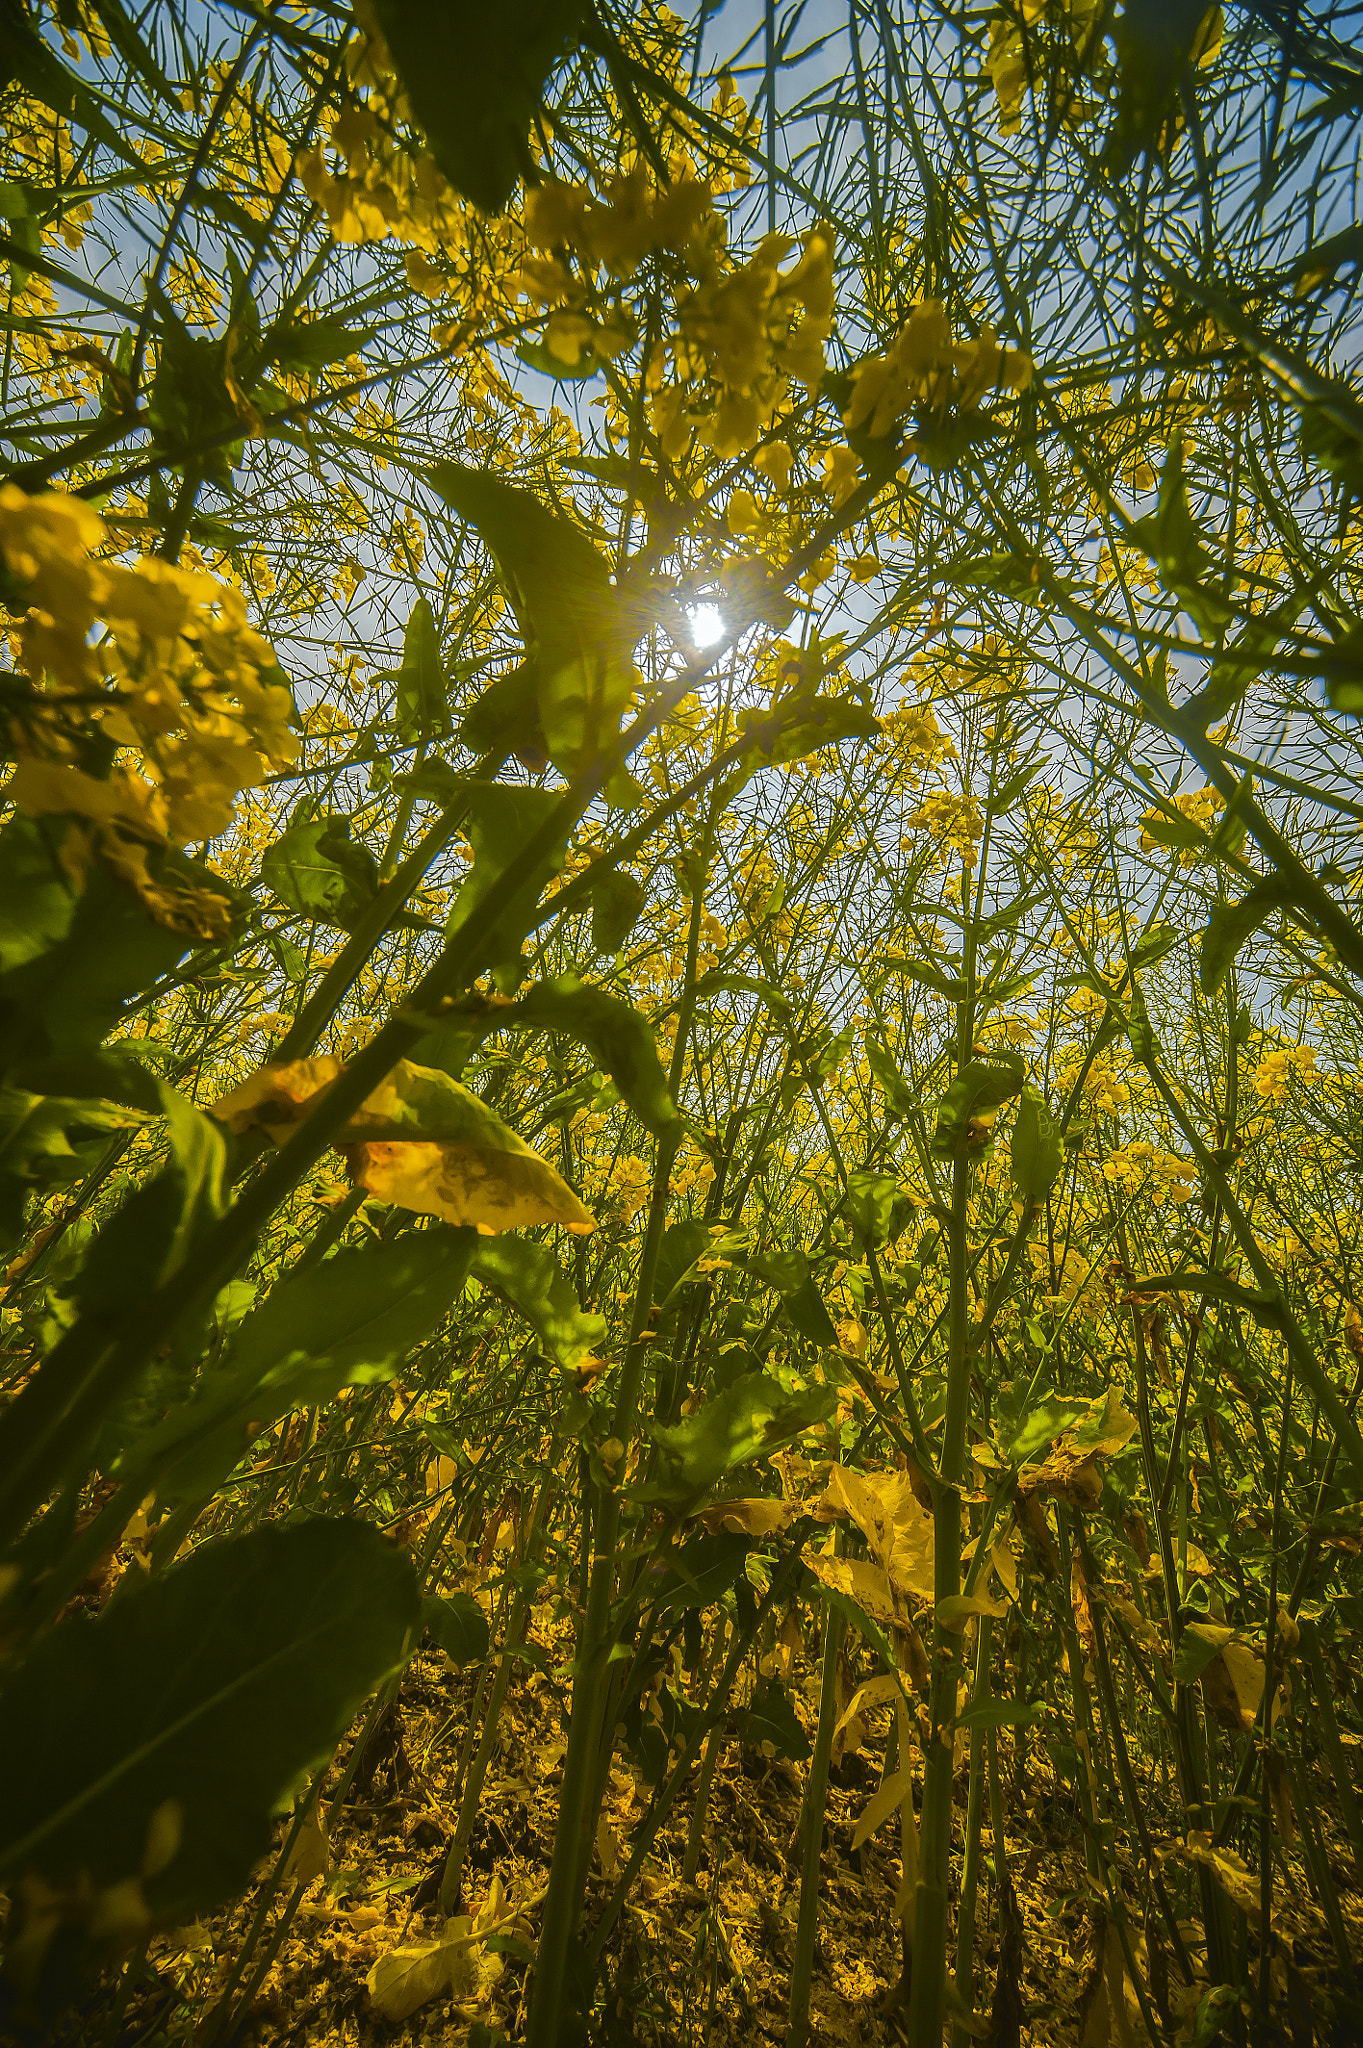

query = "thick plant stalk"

[907,859,976,2048]
[526,804,717,2046]
[952,1617,992,2046]
[786,1575,843,2048]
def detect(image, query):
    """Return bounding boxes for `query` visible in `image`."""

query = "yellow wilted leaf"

[834,1672,902,1748]
[280,1805,330,1886]
[852,1757,915,1851]
[210,1055,595,1235]
[696,1496,794,1538]
[1178,1831,1263,1922]
[365,1879,509,2022]
[820,1464,935,1600]
[805,1551,900,1627]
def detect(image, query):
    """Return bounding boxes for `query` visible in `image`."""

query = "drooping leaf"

[1199,876,1297,993]
[370,0,586,215]
[114,1227,478,1504]
[470,1235,606,1366]
[694,970,794,1023]
[590,867,646,955]
[0,1520,419,1985]
[392,597,450,743]
[1171,1620,1235,1685]
[1109,0,1224,164]
[865,1033,916,1119]
[780,1272,839,1345]
[653,1218,717,1308]
[444,783,569,989]
[930,1055,1025,1155]
[648,1371,836,1503]
[422,1591,490,1667]
[1126,436,1234,637]
[1009,1090,1063,1203]
[499,976,679,1138]
[430,464,643,773]
[740,1677,811,1761]
[210,1056,595,1235]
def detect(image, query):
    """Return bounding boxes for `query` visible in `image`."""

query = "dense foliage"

[1,0,1362,2043]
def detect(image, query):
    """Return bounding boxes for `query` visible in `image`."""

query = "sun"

[687,602,726,647]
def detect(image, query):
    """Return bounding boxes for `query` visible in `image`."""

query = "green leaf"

[1140,807,1208,853]
[648,1371,836,1504]
[1007,1397,1089,1467]
[0,1086,145,1249]
[457,659,548,761]
[1009,1090,1063,1203]
[865,1033,916,1119]
[654,1218,718,1308]
[145,311,242,485]
[260,813,378,927]
[1184,601,1304,730]
[75,1090,227,1329]
[590,867,646,955]
[740,1678,811,1761]
[258,316,376,374]
[503,976,679,1137]
[739,692,882,768]
[393,597,450,743]
[0,0,138,162]
[0,817,234,1075]
[112,1227,477,1503]
[653,1531,752,1616]
[371,0,585,215]
[1199,876,1297,994]
[780,1273,839,1345]
[930,1055,1025,1156]
[0,1519,418,1980]
[430,463,643,772]
[422,1591,490,1667]
[843,1168,901,1250]
[1171,1622,1234,1686]
[445,783,568,989]
[781,1021,852,1112]
[955,1698,1041,1732]
[470,1235,605,1367]
[1126,437,1233,638]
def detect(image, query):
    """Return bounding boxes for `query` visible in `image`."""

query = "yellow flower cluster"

[905,785,984,861]
[0,488,296,919]
[518,164,836,461]
[1101,1141,1198,1204]
[844,301,1031,440]
[986,0,1101,136]
[882,702,955,775]
[1139,784,1224,862]
[603,1153,653,1225]
[1251,1044,1319,1103]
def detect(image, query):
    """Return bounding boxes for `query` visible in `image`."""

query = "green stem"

[786,1572,843,2048]
[952,1617,992,2046]
[908,855,977,2048]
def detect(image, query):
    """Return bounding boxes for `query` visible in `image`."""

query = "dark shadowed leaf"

[0,1520,419,1978]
